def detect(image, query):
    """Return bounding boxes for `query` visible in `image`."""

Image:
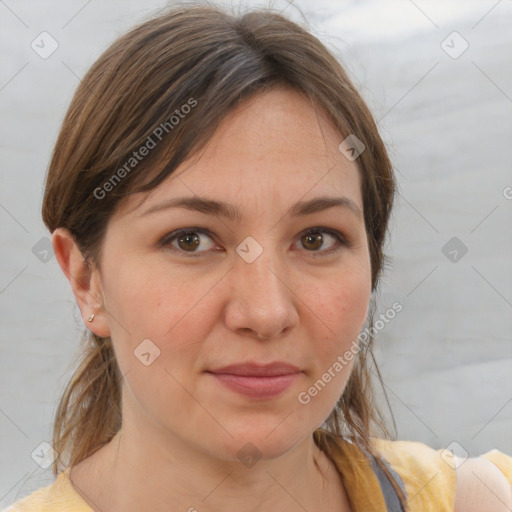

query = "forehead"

[121,86,362,218]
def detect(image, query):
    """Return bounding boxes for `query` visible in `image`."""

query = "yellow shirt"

[5,431,512,511]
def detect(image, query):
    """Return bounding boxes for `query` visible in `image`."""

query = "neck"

[69,422,350,512]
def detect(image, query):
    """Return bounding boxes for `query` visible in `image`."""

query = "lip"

[207,361,302,377]
[206,361,302,400]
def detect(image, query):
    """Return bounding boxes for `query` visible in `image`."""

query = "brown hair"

[43,0,398,494]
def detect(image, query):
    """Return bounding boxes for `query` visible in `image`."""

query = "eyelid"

[158,226,347,257]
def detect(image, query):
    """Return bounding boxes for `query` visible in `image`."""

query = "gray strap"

[368,454,407,512]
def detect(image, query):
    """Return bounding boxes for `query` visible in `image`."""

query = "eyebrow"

[138,195,362,221]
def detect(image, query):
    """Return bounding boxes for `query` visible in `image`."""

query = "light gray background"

[1,0,511,507]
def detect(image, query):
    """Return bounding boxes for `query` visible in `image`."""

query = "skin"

[52,86,372,512]
[455,457,512,512]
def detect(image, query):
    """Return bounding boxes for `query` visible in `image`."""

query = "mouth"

[207,361,302,377]
[205,361,303,399]
[206,372,302,399]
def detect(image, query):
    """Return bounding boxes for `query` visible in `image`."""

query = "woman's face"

[89,87,372,462]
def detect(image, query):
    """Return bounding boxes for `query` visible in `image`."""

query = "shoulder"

[2,486,51,512]
[3,482,54,512]
[3,469,93,512]
[371,438,512,512]
[453,452,512,512]
[371,438,457,511]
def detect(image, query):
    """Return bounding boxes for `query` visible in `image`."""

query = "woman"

[6,3,512,511]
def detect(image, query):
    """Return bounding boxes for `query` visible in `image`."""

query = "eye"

[295,228,346,256]
[159,228,219,257]
[159,226,346,258]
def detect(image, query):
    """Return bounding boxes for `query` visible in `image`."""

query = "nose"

[223,242,299,340]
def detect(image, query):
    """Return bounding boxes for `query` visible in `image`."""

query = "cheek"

[295,269,371,417]
[100,263,212,417]
[101,254,182,328]
[101,256,221,366]
[309,265,371,347]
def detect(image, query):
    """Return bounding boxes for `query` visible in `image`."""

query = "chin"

[207,421,308,463]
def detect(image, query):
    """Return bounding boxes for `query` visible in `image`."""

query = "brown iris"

[302,232,323,251]
[177,233,200,251]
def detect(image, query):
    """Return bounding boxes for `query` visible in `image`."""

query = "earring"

[87,313,95,322]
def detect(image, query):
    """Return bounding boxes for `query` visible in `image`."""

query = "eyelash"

[158,227,347,258]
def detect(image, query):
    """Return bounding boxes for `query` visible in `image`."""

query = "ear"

[51,227,111,338]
